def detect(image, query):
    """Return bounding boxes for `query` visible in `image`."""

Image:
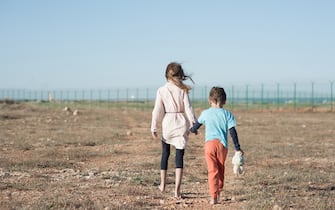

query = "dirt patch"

[0,103,334,209]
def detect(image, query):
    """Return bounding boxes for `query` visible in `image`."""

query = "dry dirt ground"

[0,102,334,210]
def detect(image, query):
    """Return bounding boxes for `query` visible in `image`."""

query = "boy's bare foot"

[210,198,218,205]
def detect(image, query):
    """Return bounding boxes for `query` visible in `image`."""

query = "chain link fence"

[0,82,334,112]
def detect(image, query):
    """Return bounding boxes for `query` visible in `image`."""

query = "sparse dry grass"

[0,102,334,209]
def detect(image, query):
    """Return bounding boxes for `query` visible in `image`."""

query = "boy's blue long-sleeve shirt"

[190,107,241,151]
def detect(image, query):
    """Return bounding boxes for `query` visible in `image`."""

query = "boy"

[190,86,243,205]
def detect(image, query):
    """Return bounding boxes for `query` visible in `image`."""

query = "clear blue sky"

[1,0,334,89]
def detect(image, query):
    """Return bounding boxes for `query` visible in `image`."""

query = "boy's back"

[197,107,236,148]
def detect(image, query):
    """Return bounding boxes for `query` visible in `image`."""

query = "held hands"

[189,127,198,135]
[189,122,201,135]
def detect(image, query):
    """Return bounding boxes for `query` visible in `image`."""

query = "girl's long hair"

[165,62,194,93]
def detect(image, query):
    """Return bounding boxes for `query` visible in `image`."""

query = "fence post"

[331,81,333,112]
[107,89,111,108]
[126,88,129,109]
[311,82,314,112]
[73,90,76,102]
[67,90,70,103]
[277,83,280,111]
[245,85,249,111]
[90,89,93,108]
[17,90,20,101]
[33,90,36,101]
[52,90,56,102]
[116,89,119,108]
[231,85,234,110]
[261,84,264,111]
[203,86,207,109]
[293,83,297,111]
[136,88,139,110]
[59,90,63,103]
[41,90,45,101]
[81,90,85,103]
[146,88,149,110]
[12,90,15,101]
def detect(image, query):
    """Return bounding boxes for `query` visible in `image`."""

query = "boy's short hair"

[209,87,226,106]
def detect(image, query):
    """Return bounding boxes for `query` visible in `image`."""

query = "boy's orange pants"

[204,139,228,199]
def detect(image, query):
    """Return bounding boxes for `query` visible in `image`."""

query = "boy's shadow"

[182,192,207,199]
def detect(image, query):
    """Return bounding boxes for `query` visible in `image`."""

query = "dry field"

[0,102,334,210]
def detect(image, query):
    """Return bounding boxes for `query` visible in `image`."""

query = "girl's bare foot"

[158,184,165,192]
[174,193,182,199]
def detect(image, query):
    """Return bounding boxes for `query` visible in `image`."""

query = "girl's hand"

[194,130,198,135]
[152,132,158,140]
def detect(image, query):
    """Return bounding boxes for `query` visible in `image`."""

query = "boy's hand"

[236,149,244,155]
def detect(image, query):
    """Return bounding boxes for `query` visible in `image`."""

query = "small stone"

[73,109,79,116]
[63,107,71,112]
[273,204,282,210]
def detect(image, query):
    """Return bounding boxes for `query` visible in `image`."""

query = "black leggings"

[160,140,185,170]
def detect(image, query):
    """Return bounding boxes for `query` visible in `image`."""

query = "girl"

[151,62,197,198]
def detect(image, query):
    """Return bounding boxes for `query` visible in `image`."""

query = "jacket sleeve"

[189,121,202,133]
[229,127,241,151]
[151,89,165,132]
[183,91,197,125]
